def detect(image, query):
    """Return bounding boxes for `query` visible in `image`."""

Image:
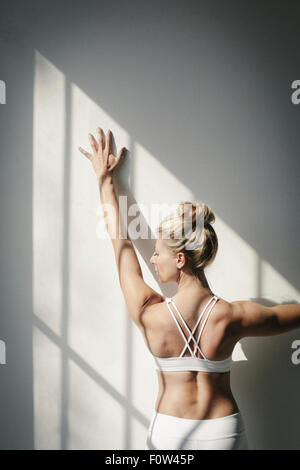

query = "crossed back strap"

[166,295,219,359]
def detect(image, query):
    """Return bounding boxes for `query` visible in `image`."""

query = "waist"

[148,410,246,441]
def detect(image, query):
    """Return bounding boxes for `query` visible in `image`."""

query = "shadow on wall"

[231,296,300,450]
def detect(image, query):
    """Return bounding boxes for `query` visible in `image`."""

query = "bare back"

[139,292,240,419]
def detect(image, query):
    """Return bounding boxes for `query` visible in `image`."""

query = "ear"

[176,251,186,269]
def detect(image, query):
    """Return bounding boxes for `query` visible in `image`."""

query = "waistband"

[148,411,246,441]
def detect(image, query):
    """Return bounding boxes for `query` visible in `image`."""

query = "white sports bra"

[151,295,232,373]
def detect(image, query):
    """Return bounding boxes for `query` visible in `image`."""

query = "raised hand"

[78,127,126,181]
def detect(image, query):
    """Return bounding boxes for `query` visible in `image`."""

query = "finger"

[105,129,112,155]
[102,129,111,167]
[97,127,105,151]
[88,133,98,154]
[78,146,92,159]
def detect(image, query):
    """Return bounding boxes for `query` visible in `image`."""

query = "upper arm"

[229,300,280,339]
[119,272,163,327]
[113,238,162,327]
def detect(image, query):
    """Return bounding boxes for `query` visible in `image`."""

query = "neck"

[176,269,213,297]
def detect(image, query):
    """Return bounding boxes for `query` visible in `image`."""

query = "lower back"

[155,370,240,419]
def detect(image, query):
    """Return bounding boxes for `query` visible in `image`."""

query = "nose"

[150,253,156,264]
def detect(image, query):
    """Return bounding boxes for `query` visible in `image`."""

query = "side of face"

[150,238,186,283]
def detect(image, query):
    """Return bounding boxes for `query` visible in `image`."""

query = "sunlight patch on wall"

[133,141,194,206]
[32,50,66,449]
[211,217,259,301]
[261,261,300,303]
[68,360,125,449]
[33,326,61,449]
[32,50,65,336]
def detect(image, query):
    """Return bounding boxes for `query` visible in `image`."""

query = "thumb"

[118,147,127,159]
[110,148,126,171]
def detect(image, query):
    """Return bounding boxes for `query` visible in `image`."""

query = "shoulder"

[200,296,239,342]
[212,297,235,329]
[223,299,254,338]
[138,295,167,331]
[207,298,242,350]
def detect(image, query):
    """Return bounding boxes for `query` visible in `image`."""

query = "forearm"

[271,303,300,334]
[97,175,143,277]
[98,174,122,239]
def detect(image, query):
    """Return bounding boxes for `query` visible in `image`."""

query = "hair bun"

[201,203,215,226]
[178,200,215,227]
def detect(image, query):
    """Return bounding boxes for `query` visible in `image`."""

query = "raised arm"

[229,300,300,340]
[79,127,162,326]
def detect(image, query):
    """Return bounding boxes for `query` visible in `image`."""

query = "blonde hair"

[157,200,218,280]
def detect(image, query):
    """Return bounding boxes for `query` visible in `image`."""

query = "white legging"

[145,411,249,450]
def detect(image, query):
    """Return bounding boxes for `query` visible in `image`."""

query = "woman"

[79,127,300,450]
